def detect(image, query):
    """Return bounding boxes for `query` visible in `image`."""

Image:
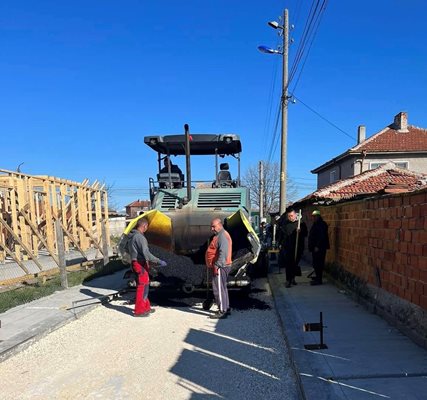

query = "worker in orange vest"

[205,218,232,319]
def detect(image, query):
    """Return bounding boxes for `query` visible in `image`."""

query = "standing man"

[308,210,330,285]
[205,218,232,319]
[128,217,167,317]
[278,208,307,288]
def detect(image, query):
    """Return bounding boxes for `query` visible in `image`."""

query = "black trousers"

[280,248,297,283]
[312,249,326,282]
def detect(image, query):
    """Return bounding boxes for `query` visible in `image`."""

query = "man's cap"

[312,210,321,216]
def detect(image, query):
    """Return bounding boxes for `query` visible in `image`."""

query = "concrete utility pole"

[259,161,264,231]
[279,9,289,216]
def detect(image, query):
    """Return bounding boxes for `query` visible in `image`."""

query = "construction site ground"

[0,260,426,399]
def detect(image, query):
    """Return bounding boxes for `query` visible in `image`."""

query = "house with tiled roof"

[311,111,427,189]
[125,199,151,218]
[301,163,427,204]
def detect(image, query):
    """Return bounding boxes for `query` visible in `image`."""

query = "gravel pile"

[147,245,254,287]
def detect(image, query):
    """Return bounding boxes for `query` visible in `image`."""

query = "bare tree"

[242,161,298,215]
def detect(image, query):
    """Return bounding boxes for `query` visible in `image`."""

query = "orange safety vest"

[205,229,232,268]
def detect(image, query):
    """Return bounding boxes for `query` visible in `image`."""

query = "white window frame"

[369,162,386,170]
[369,161,409,170]
[394,161,409,169]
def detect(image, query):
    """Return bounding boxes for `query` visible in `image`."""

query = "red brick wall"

[302,187,427,311]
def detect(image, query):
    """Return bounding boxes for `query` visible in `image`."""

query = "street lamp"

[258,9,289,215]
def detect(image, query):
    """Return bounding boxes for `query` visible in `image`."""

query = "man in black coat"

[308,210,330,285]
[277,208,307,288]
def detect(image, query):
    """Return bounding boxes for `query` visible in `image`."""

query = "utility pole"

[279,8,289,215]
[259,161,264,232]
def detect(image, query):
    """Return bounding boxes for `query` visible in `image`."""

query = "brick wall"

[302,187,427,311]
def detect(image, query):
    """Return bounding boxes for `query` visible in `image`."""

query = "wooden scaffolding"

[0,169,110,280]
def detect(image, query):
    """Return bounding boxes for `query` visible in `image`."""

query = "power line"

[263,37,282,160]
[266,99,282,165]
[291,0,328,93]
[292,94,356,141]
[289,0,322,85]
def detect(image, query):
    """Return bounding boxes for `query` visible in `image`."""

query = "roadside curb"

[0,297,100,363]
[267,273,307,400]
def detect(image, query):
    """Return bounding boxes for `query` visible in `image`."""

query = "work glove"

[159,260,167,267]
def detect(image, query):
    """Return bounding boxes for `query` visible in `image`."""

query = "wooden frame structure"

[0,169,110,280]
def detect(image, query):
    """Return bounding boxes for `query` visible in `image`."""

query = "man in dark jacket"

[308,210,330,285]
[278,208,307,288]
[128,217,167,317]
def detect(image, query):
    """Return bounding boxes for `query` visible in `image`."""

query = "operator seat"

[217,163,232,187]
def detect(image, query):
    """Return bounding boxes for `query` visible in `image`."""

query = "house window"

[369,162,386,170]
[394,161,408,169]
[369,161,409,170]
[329,170,336,184]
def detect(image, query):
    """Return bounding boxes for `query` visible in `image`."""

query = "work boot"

[291,279,297,286]
[285,281,292,288]
[134,312,149,317]
[209,311,227,319]
[310,280,322,286]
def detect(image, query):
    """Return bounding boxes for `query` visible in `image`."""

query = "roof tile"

[352,125,427,152]
[302,164,427,202]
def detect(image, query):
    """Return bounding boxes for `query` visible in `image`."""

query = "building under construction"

[0,169,110,285]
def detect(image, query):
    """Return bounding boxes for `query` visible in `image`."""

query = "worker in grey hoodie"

[128,217,167,317]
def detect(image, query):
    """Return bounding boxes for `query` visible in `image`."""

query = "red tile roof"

[302,164,427,202]
[352,125,427,153]
[126,200,150,208]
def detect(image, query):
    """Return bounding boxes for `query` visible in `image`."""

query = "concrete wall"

[362,153,427,174]
[109,217,126,237]
[316,157,357,188]
[301,187,427,346]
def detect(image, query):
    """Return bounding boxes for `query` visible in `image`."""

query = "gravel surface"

[148,245,254,287]
[0,279,300,399]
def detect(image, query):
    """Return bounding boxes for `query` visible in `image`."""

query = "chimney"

[357,125,366,144]
[393,111,408,132]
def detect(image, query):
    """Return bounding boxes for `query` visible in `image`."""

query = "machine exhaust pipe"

[184,123,191,202]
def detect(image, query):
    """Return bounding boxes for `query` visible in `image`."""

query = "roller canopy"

[144,134,242,156]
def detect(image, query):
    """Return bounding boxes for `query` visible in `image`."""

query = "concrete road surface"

[0,278,301,399]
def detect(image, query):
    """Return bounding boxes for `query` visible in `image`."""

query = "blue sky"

[2,1,427,211]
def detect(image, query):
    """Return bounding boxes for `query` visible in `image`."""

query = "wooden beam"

[19,206,60,266]
[28,177,39,256]
[9,184,22,261]
[0,216,44,271]
[0,241,30,274]
[78,218,104,255]
[70,190,78,244]
[102,191,110,246]
[95,190,102,244]
[43,180,55,253]
[60,184,69,251]
[52,213,87,260]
